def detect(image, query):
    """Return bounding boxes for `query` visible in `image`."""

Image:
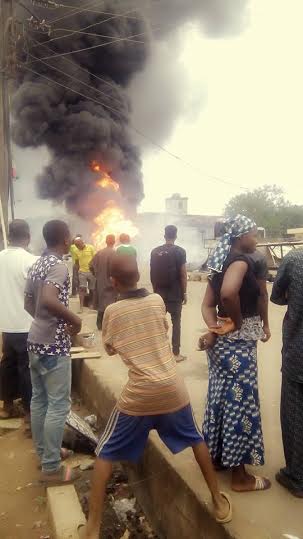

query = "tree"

[225,185,303,238]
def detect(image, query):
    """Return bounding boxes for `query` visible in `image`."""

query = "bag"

[151,246,177,287]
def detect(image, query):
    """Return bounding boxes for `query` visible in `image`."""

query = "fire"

[97,175,120,192]
[92,201,138,250]
[91,160,120,193]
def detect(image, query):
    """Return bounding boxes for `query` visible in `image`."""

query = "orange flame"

[92,201,138,250]
[97,175,120,192]
[91,160,120,193]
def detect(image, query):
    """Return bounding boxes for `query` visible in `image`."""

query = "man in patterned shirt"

[24,220,82,483]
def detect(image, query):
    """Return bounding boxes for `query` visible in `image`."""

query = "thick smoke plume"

[13,0,248,218]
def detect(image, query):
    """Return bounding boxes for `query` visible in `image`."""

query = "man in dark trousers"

[150,225,187,362]
[0,220,38,423]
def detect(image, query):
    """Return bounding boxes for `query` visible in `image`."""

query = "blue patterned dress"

[202,330,264,468]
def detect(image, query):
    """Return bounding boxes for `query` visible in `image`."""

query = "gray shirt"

[25,254,71,356]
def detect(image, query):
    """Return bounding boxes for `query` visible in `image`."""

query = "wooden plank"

[71,351,101,360]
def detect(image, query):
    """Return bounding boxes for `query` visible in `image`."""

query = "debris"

[113,498,136,522]
[0,418,22,430]
[16,486,22,491]
[121,531,130,539]
[84,415,97,430]
[33,520,43,529]
[8,451,15,459]
[80,459,94,471]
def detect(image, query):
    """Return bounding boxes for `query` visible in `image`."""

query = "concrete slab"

[47,485,86,539]
[72,282,303,539]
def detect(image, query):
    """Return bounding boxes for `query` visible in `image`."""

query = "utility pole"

[0,0,15,247]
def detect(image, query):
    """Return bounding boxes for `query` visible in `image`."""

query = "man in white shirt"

[0,220,38,421]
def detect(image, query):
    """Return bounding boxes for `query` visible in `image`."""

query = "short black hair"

[106,234,115,247]
[43,220,70,248]
[9,219,30,243]
[119,233,130,244]
[165,225,177,240]
[110,254,139,287]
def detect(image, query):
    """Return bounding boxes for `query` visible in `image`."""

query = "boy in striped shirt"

[80,256,232,539]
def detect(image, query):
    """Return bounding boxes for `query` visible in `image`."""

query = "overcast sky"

[139,0,303,215]
[14,0,303,220]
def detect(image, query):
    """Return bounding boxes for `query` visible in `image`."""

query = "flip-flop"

[232,475,271,492]
[276,472,303,498]
[215,491,232,524]
[77,524,87,538]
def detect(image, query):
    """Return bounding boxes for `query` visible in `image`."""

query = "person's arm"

[150,251,156,293]
[89,254,97,276]
[202,283,217,327]
[258,279,271,341]
[271,257,291,306]
[24,294,35,317]
[220,260,248,330]
[42,264,82,333]
[102,307,117,356]
[179,248,187,304]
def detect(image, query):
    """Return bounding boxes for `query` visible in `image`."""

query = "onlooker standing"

[70,237,80,297]
[150,225,187,362]
[271,250,303,497]
[74,237,96,313]
[0,220,38,421]
[90,234,117,330]
[116,233,137,257]
[25,220,82,482]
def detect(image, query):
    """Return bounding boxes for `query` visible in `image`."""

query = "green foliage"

[225,185,303,238]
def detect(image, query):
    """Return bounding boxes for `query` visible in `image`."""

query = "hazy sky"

[140,0,303,215]
[14,0,303,220]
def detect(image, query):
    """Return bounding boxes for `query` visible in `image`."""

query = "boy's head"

[110,254,139,291]
[43,220,71,255]
[106,234,116,247]
[119,233,130,245]
[165,225,177,243]
[8,219,30,247]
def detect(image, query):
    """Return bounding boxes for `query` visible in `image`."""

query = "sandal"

[215,491,232,524]
[39,465,80,485]
[232,475,271,492]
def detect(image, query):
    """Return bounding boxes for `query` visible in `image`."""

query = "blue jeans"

[29,352,71,473]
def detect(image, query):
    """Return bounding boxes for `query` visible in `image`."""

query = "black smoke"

[13,0,248,218]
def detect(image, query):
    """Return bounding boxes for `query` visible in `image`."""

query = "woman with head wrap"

[200,215,271,492]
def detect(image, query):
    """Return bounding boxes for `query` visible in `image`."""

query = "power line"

[48,0,102,25]
[40,26,144,41]
[28,34,127,97]
[30,7,140,49]
[19,63,249,192]
[27,28,148,62]
[25,50,126,107]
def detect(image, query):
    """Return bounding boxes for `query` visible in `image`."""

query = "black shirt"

[210,253,260,318]
[150,244,186,303]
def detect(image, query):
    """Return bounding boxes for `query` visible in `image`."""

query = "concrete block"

[47,485,86,539]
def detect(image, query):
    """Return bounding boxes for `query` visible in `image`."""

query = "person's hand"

[209,317,236,335]
[66,315,82,336]
[198,332,217,351]
[183,293,188,305]
[261,325,271,342]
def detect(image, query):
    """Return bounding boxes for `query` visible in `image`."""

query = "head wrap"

[208,214,256,275]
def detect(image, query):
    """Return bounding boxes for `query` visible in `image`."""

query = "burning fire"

[91,160,120,193]
[90,161,138,250]
[92,201,138,250]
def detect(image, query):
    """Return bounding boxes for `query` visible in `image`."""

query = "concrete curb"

[72,359,235,539]
[47,485,86,539]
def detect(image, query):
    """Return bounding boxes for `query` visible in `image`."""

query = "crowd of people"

[0,215,302,539]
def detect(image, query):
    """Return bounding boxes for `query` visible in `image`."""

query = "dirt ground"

[0,413,156,539]
[0,427,51,539]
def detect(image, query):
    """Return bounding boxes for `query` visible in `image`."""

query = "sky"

[139,0,303,215]
[14,0,303,220]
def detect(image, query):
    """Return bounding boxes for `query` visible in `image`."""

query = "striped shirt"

[102,292,189,416]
